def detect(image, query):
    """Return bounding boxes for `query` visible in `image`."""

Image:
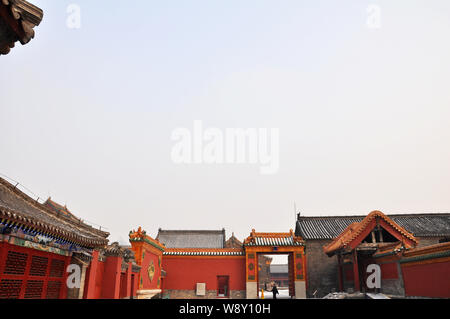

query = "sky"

[1,1,450,250]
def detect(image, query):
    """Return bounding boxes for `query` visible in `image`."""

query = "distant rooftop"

[296,213,450,240]
[270,264,288,274]
[156,229,226,248]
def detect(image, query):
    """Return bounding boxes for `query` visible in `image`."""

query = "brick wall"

[305,240,339,298]
[304,236,448,297]
[163,289,245,299]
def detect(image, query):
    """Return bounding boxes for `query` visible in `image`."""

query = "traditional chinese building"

[0,0,43,55]
[243,230,306,299]
[0,176,141,299]
[128,228,307,299]
[323,211,450,298]
[323,211,418,296]
[128,227,165,299]
[296,211,450,298]
[156,228,246,299]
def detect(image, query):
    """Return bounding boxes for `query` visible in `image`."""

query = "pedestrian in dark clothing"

[271,284,279,299]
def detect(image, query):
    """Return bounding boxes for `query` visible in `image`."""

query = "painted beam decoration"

[0,222,92,256]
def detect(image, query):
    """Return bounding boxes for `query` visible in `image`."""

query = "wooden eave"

[0,0,43,55]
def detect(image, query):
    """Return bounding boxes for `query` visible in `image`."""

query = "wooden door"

[217,276,229,297]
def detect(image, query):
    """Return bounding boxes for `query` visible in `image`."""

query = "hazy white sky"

[1,1,450,247]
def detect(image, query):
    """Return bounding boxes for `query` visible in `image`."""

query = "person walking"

[271,283,279,299]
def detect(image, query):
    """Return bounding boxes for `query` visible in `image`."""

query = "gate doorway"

[217,275,229,298]
[257,253,292,299]
[243,229,306,299]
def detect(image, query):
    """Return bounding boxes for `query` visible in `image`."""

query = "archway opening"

[257,253,291,299]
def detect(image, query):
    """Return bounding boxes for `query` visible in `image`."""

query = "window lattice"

[49,259,65,278]
[4,251,28,275]
[0,279,22,299]
[29,256,49,277]
[24,280,44,299]
[46,281,61,299]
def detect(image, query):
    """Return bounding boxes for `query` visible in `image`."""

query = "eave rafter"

[0,0,43,55]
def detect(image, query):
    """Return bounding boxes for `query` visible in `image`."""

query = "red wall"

[344,265,354,281]
[380,262,398,279]
[83,253,140,299]
[401,261,450,298]
[101,256,121,299]
[140,249,162,290]
[94,261,104,298]
[162,257,246,291]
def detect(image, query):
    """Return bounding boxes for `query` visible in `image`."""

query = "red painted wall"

[401,261,450,298]
[119,272,127,299]
[380,262,398,279]
[344,265,354,281]
[101,256,121,299]
[130,273,138,298]
[95,261,105,298]
[162,257,246,291]
[83,255,139,299]
[83,258,104,299]
[140,249,162,290]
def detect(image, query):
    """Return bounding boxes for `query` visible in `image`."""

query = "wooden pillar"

[353,250,360,292]
[126,262,132,298]
[371,231,376,243]
[85,250,99,299]
[378,226,384,243]
[337,254,343,292]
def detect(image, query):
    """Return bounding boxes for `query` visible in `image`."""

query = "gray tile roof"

[270,264,288,274]
[0,177,109,247]
[156,229,226,248]
[245,236,304,246]
[295,213,450,240]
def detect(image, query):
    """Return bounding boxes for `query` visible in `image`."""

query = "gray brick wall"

[163,289,245,299]
[305,240,339,298]
[304,236,445,298]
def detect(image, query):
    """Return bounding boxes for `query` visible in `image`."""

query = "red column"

[84,250,99,299]
[101,256,121,299]
[353,250,360,292]
[126,262,132,298]
[337,254,343,292]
